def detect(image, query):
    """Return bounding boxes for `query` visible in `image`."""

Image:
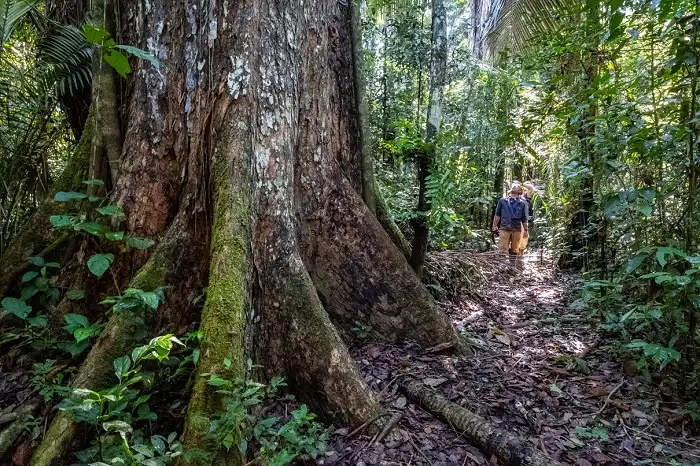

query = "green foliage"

[32,360,70,403]
[187,369,328,465]
[87,253,114,278]
[82,24,157,78]
[60,335,185,465]
[351,321,373,339]
[100,287,165,313]
[585,247,700,379]
[50,182,156,267]
[60,313,103,356]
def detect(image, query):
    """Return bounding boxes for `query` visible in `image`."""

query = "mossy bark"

[30,210,202,466]
[399,375,559,466]
[180,99,252,465]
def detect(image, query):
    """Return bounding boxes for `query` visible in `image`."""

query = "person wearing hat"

[492,183,529,257]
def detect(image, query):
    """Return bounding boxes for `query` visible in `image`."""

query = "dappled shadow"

[324,249,700,465]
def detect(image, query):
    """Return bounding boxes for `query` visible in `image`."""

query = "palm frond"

[482,0,574,59]
[38,24,92,97]
[0,0,37,45]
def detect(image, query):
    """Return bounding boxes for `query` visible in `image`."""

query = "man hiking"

[492,183,529,257]
[517,181,535,256]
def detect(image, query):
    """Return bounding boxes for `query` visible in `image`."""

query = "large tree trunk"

[25,0,460,463]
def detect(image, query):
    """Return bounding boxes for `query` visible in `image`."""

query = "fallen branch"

[397,375,561,466]
[505,317,594,330]
[0,403,38,459]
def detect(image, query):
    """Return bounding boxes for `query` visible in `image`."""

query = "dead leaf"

[495,333,511,346]
[424,377,447,387]
[392,397,407,409]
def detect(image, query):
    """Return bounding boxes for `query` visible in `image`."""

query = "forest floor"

[323,250,700,466]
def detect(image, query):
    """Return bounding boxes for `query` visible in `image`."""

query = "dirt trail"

[323,250,700,465]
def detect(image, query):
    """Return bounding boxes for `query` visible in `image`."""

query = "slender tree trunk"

[410,0,446,277]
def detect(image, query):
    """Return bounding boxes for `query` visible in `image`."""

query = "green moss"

[54,110,94,193]
[29,412,76,466]
[180,154,249,465]
[131,257,167,291]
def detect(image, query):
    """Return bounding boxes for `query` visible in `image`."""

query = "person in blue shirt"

[492,183,529,256]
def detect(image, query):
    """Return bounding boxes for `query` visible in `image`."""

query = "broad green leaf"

[64,313,89,333]
[141,292,159,310]
[607,12,624,42]
[113,355,131,381]
[102,420,132,434]
[115,45,160,68]
[76,222,105,237]
[132,345,148,363]
[45,262,61,268]
[638,204,652,217]
[87,254,114,278]
[21,286,39,301]
[50,215,75,227]
[83,179,105,186]
[22,271,38,283]
[96,205,125,217]
[626,255,645,274]
[27,314,48,327]
[151,435,166,453]
[74,326,95,342]
[105,231,125,241]
[66,290,85,300]
[55,191,87,202]
[126,236,155,250]
[656,247,687,267]
[83,24,109,44]
[104,49,131,77]
[2,297,31,319]
[28,256,45,267]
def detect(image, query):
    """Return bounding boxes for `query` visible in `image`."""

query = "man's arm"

[492,199,502,231]
[521,201,529,237]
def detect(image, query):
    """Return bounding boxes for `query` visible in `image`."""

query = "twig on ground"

[346,413,386,439]
[593,378,625,419]
[371,412,403,445]
[407,432,434,466]
[506,355,525,373]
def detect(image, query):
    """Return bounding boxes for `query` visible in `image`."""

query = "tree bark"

[410,0,447,277]
[399,375,561,466]
[27,0,460,462]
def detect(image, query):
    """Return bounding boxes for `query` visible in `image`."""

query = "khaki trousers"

[518,233,529,255]
[498,229,521,254]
